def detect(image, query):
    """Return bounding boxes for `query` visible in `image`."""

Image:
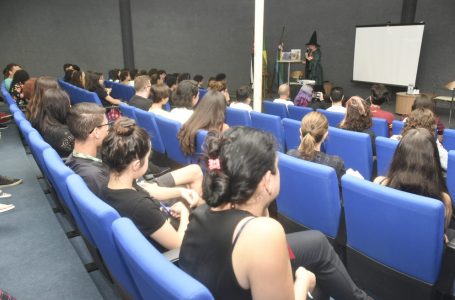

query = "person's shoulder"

[286,148,300,158]
[240,217,284,241]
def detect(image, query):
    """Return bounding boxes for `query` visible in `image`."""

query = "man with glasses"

[65,103,203,206]
[129,75,153,111]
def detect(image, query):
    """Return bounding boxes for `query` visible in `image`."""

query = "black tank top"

[179,204,254,300]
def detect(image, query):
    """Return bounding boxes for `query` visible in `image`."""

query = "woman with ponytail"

[101,117,191,252]
[287,111,347,181]
[179,126,371,300]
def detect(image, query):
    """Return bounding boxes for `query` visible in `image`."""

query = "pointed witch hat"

[306,31,320,47]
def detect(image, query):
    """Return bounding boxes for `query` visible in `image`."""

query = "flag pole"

[253,0,264,112]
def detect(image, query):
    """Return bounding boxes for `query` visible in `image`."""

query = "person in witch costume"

[304,31,324,92]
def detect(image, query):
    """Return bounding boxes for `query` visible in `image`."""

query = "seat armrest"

[163,248,180,265]
[435,230,455,295]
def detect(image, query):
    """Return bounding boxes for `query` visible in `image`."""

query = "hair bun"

[113,117,136,136]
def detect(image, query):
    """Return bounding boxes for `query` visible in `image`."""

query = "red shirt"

[370,105,394,129]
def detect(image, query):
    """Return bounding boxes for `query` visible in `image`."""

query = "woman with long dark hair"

[37,88,74,157]
[26,76,59,127]
[178,91,229,156]
[69,70,85,89]
[375,128,452,230]
[85,71,121,107]
[179,126,371,300]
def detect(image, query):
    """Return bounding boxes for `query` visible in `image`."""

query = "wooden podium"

[395,92,418,115]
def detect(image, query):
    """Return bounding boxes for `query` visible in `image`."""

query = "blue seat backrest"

[277,153,341,238]
[288,105,312,121]
[1,85,15,105]
[13,110,26,124]
[134,109,165,154]
[154,114,190,165]
[198,88,208,104]
[225,107,252,127]
[59,79,102,106]
[112,218,214,300]
[371,117,389,137]
[317,109,344,127]
[263,101,288,119]
[192,129,208,165]
[392,120,404,136]
[66,175,140,299]
[9,103,20,115]
[341,175,445,284]
[443,129,455,151]
[376,137,399,176]
[28,131,52,178]
[282,118,301,151]
[250,111,285,151]
[324,127,373,180]
[104,80,113,88]
[119,102,137,121]
[18,119,38,144]
[111,82,135,102]
[447,151,455,207]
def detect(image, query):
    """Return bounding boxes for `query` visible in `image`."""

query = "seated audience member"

[391,108,448,171]
[340,96,376,155]
[273,84,294,106]
[22,77,37,101]
[9,69,30,106]
[165,75,177,92]
[157,70,167,83]
[178,91,229,156]
[179,127,372,300]
[63,63,74,82]
[149,83,171,117]
[138,69,148,76]
[294,84,313,107]
[2,63,21,91]
[206,77,216,90]
[374,128,452,231]
[108,69,120,82]
[326,87,346,113]
[369,84,394,130]
[150,73,160,85]
[148,68,158,78]
[26,77,59,128]
[230,86,252,111]
[85,71,122,107]
[129,75,152,111]
[193,74,204,88]
[37,88,74,157]
[65,103,203,199]
[177,73,191,83]
[215,73,227,85]
[411,94,445,139]
[69,70,85,89]
[168,80,199,124]
[208,80,230,103]
[102,118,191,251]
[119,69,131,85]
[287,112,346,181]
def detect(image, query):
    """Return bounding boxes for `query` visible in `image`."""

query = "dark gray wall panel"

[0,0,122,78]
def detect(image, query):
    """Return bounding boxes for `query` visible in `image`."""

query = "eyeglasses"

[90,121,113,133]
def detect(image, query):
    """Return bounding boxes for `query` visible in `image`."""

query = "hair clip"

[208,158,221,171]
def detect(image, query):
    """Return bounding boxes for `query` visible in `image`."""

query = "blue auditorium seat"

[342,175,445,300]
[111,82,135,102]
[192,129,208,165]
[392,120,405,136]
[282,118,301,151]
[112,218,214,300]
[104,80,113,88]
[163,102,171,112]
[376,136,399,176]
[277,153,342,239]
[447,151,455,207]
[28,131,52,178]
[154,114,191,165]
[9,103,20,114]
[134,109,165,154]
[443,129,455,151]
[198,88,208,104]
[372,117,389,137]
[263,101,288,119]
[59,79,102,106]
[250,111,285,151]
[225,107,251,127]
[324,127,373,180]
[66,175,140,300]
[13,110,26,124]
[317,109,344,127]
[119,102,137,121]
[288,105,312,121]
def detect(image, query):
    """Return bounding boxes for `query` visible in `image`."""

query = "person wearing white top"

[168,80,199,124]
[326,86,346,113]
[229,86,253,112]
[273,84,294,106]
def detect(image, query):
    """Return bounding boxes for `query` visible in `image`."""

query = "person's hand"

[179,188,199,208]
[295,267,316,293]
[169,202,190,219]
[105,88,112,95]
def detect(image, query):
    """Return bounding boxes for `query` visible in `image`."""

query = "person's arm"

[105,95,122,105]
[232,217,315,300]
[141,182,199,207]
[150,202,190,250]
[441,192,453,230]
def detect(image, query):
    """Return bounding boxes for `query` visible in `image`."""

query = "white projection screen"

[353,24,424,86]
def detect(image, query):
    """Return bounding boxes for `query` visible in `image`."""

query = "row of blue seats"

[1,87,214,300]
[3,85,454,299]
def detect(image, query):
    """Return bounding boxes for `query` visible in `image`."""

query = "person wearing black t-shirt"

[101,117,190,251]
[85,71,122,107]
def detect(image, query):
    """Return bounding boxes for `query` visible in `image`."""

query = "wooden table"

[395,92,419,115]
